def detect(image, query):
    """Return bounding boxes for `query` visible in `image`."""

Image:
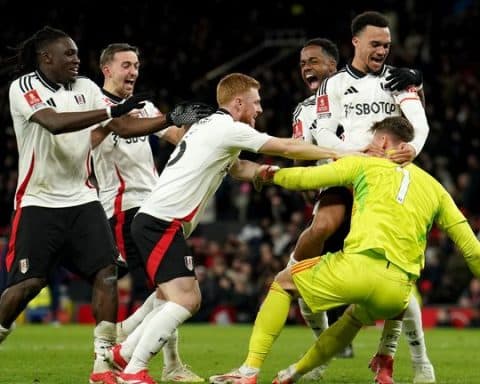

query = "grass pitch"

[0,323,478,383]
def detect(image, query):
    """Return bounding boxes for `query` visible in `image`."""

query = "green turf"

[0,323,478,383]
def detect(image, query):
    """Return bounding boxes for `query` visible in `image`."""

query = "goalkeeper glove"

[166,101,215,126]
[252,165,280,192]
[108,93,150,118]
[385,67,423,92]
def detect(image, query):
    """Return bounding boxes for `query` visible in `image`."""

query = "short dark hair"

[303,38,339,63]
[351,11,389,36]
[99,43,140,68]
[15,26,69,75]
[369,116,414,143]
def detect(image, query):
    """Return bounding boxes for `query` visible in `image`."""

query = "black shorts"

[109,207,145,278]
[131,213,196,285]
[316,186,353,253]
[5,201,117,287]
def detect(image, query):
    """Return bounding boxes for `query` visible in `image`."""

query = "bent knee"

[275,268,296,292]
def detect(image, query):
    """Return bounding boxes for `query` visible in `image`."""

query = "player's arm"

[90,124,111,149]
[31,107,110,134]
[436,192,480,276]
[30,93,147,135]
[253,156,361,191]
[272,162,347,190]
[390,90,429,162]
[258,137,339,161]
[155,125,186,145]
[106,114,168,138]
[108,101,213,138]
[447,222,480,277]
[228,159,263,181]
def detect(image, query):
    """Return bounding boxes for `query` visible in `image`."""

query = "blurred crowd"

[1,0,479,324]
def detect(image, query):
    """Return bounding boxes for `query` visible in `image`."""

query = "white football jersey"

[93,91,161,218]
[315,64,428,153]
[139,110,271,237]
[292,94,330,167]
[9,71,108,209]
[292,94,316,143]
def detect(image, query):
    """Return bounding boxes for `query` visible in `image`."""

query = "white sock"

[403,294,430,363]
[377,320,402,356]
[124,302,191,373]
[163,328,182,369]
[118,292,157,337]
[93,321,116,372]
[239,365,260,376]
[121,305,163,359]
[298,298,329,338]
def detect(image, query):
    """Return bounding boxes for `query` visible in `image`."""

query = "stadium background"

[0,0,479,326]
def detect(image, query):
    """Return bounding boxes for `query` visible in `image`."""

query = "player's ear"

[101,65,111,77]
[352,36,359,48]
[38,51,51,64]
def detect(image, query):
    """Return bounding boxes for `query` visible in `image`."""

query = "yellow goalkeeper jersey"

[274,156,469,277]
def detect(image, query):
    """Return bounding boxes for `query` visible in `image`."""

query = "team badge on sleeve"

[316,95,330,113]
[316,95,332,119]
[292,120,303,139]
[184,256,194,271]
[24,90,45,111]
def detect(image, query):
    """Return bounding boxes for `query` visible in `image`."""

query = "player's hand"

[385,67,423,92]
[166,101,215,126]
[252,164,280,192]
[387,143,416,166]
[110,93,150,118]
[364,143,385,158]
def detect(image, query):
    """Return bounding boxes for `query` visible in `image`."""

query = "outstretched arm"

[31,93,147,135]
[107,115,168,138]
[32,107,111,134]
[228,159,262,181]
[258,137,340,161]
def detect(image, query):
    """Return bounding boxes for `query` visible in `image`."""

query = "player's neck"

[350,59,368,74]
[103,83,124,99]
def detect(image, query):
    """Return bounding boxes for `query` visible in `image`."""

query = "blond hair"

[216,73,260,106]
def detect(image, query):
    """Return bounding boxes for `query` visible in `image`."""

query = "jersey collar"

[217,108,232,116]
[101,88,124,104]
[346,63,388,79]
[35,70,74,92]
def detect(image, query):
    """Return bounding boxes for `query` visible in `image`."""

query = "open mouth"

[305,74,320,89]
